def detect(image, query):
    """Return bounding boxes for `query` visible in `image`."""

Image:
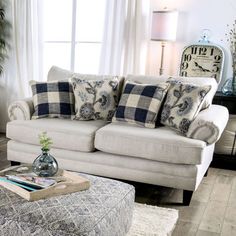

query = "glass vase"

[32,149,58,177]
[222,78,233,95]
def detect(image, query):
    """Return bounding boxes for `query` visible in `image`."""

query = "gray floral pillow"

[71,76,120,121]
[161,83,211,134]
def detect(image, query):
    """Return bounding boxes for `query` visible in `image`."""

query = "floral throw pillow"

[161,83,211,134]
[71,77,120,121]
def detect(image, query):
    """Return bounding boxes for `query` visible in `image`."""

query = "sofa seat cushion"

[95,123,207,165]
[7,119,107,152]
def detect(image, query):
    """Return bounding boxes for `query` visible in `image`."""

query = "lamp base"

[159,42,166,76]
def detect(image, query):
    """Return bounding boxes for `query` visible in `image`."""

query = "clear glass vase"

[222,78,233,95]
[32,149,58,177]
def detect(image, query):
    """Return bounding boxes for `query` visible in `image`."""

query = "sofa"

[6,66,229,205]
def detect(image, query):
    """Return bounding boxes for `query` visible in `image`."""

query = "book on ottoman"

[0,165,90,201]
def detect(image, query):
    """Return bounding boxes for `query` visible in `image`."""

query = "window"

[42,0,107,78]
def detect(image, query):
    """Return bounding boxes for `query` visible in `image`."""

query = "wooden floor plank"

[198,200,227,233]
[224,206,236,226]
[210,175,232,203]
[172,221,198,236]
[196,229,220,236]
[221,222,236,236]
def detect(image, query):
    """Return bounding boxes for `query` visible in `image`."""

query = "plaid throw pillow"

[112,81,169,128]
[30,80,75,119]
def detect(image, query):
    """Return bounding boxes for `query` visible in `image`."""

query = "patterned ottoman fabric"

[0,174,135,236]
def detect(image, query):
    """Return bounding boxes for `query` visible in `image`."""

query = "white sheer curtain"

[8,0,43,97]
[99,0,151,75]
[0,0,43,131]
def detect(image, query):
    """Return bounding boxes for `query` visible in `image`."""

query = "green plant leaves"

[39,132,53,151]
[0,0,11,75]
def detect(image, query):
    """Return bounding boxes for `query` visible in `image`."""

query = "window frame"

[43,0,104,73]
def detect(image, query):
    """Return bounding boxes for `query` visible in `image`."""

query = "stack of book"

[0,173,56,191]
[0,165,90,201]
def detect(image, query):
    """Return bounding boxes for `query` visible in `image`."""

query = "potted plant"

[222,20,236,95]
[32,132,58,177]
[0,0,11,75]
[227,20,236,94]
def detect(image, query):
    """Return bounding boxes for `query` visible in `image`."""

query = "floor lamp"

[151,10,178,75]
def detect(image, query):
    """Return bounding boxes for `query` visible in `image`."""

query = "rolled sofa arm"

[187,105,229,144]
[8,98,34,121]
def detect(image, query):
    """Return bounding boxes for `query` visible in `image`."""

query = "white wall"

[146,0,236,89]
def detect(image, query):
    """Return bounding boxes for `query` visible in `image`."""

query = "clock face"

[179,44,224,83]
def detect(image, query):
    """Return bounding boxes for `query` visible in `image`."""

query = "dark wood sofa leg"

[204,169,208,177]
[183,190,193,206]
[11,161,21,166]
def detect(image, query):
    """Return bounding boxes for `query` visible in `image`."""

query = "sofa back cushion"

[47,66,74,82]
[47,66,124,83]
[47,66,124,100]
[126,74,168,85]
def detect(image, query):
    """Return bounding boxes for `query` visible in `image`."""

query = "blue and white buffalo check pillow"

[112,81,169,128]
[30,80,75,119]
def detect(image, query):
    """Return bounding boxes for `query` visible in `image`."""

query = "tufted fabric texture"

[0,173,134,236]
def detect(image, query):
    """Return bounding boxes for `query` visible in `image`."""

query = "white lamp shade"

[151,10,178,42]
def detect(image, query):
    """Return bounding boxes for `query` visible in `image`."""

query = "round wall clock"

[179,43,225,83]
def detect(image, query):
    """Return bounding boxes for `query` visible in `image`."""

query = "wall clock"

[179,43,225,83]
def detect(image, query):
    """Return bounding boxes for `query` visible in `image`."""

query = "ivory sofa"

[6,66,229,205]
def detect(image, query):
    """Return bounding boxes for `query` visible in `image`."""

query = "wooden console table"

[212,91,236,170]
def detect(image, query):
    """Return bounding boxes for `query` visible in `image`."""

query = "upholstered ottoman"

[0,173,135,236]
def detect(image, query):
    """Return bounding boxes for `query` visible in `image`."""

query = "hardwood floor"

[0,134,235,235]
[129,167,236,236]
